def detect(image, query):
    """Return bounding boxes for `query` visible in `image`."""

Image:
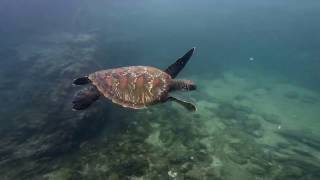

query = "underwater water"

[0,0,320,179]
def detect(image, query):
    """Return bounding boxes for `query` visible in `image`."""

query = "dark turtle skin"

[72,48,197,111]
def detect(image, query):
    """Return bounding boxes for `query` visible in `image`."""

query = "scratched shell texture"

[89,66,171,109]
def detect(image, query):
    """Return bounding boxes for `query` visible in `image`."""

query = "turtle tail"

[164,47,195,79]
[72,85,100,110]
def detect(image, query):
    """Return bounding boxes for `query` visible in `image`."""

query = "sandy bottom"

[196,69,320,136]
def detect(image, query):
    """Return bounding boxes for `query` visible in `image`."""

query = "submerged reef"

[0,32,112,179]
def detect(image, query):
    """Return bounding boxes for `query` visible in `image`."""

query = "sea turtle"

[72,48,197,111]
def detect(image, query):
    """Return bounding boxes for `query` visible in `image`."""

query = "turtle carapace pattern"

[72,47,197,111]
[89,66,171,109]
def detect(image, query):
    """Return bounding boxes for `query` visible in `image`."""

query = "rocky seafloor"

[0,32,319,180]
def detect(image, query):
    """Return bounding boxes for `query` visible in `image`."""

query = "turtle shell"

[88,66,172,109]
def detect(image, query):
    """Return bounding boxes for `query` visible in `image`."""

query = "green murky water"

[0,0,319,179]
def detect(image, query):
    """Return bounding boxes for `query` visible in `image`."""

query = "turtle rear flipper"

[73,76,91,85]
[72,85,100,110]
[168,96,197,112]
[164,47,195,78]
[170,79,196,91]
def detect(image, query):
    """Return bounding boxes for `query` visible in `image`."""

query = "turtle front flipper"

[168,96,197,112]
[72,85,100,110]
[164,47,195,78]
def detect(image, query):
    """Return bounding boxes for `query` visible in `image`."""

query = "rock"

[275,166,304,179]
[227,153,248,165]
[194,150,212,165]
[216,103,237,119]
[114,157,149,176]
[220,118,238,126]
[189,141,207,151]
[276,142,291,149]
[276,129,320,149]
[228,141,261,160]
[159,129,176,146]
[243,117,261,130]
[247,165,266,175]
[179,163,193,173]
[108,173,120,180]
[233,104,253,114]
[226,128,251,140]
[292,148,314,158]
[250,157,273,170]
[234,111,249,121]
[250,130,264,138]
[242,116,263,137]
[133,125,150,140]
[42,168,72,180]
[261,113,281,124]
[205,168,222,180]
[273,153,320,178]
[184,168,204,180]
[216,102,255,130]
[168,150,189,165]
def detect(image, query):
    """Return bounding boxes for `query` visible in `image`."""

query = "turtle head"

[73,76,91,86]
[72,85,100,110]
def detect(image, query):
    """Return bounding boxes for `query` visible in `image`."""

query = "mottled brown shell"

[88,66,172,109]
